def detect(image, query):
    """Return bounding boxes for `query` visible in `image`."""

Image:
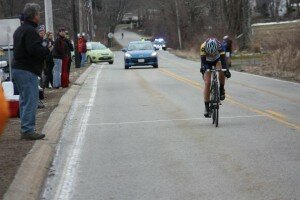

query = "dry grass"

[169,49,199,61]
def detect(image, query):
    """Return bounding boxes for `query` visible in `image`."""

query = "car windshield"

[91,43,107,50]
[154,41,165,45]
[128,42,153,51]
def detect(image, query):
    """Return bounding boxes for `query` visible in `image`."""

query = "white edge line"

[85,115,265,126]
[232,70,300,86]
[54,65,103,200]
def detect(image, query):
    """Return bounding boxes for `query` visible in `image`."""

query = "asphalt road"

[42,30,300,200]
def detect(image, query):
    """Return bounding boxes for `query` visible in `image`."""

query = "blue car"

[122,41,158,69]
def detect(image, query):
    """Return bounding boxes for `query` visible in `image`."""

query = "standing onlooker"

[44,31,55,88]
[12,3,51,140]
[52,27,66,88]
[61,29,70,88]
[78,34,87,67]
[38,25,47,109]
[222,35,233,68]
[65,31,74,76]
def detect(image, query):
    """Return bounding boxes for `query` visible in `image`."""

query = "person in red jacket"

[78,34,87,67]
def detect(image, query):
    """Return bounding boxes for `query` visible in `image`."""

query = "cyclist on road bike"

[200,38,231,118]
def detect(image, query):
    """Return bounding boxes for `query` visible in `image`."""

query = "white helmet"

[205,38,219,55]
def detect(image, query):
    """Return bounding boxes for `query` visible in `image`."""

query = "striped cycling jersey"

[200,41,225,62]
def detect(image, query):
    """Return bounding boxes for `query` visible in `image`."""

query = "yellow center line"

[160,55,300,104]
[159,67,300,131]
[265,110,286,119]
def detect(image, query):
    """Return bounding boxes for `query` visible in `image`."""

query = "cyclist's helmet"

[205,38,219,55]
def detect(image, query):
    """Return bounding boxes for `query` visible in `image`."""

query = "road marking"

[85,115,265,126]
[265,110,286,119]
[230,80,300,104]
[161,52,300,86]
[159,67,300,131]
[54,65,103,200]
[161,55,300,103]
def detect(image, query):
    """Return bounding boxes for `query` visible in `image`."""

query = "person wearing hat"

[12,3,52,140]
[222,35,233,68]
[52,27,67,88]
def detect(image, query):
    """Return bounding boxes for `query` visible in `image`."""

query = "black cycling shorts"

[202,58,224,71]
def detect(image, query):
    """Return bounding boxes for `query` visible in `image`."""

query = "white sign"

[107,32,114,39]
[0,18,20,46]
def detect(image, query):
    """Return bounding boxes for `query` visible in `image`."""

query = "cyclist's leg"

[216,61,226,100]
[203,65,212,117]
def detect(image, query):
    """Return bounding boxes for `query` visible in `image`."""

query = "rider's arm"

[201,56,207,66]
[200,42,207,67]
[220,50,231,78]
[220,54,227,69]
[219,45,227,69]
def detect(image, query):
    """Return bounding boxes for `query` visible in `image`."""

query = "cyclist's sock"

[205,102,210,111]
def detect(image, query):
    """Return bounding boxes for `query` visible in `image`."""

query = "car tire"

[153,64,158,68]
[88,56,93,63]
[109,61,114,65]
[125,65,129,69]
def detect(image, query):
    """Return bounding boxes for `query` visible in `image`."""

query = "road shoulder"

[3,66,93,200]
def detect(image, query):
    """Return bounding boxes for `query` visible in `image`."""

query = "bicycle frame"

[206,66,227,127]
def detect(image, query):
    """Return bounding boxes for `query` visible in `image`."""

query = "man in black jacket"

[12,3,52,140]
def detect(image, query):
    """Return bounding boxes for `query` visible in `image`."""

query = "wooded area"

[0,0,299,49]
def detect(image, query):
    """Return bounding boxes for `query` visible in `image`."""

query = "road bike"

[207,66,227,127]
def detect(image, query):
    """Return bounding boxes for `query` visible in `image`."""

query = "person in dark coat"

[52,27,67,88]
[12,3,52,140]
[65,31,74,75]
[44,31,55,88]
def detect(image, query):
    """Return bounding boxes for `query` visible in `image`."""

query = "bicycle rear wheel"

[211,80,219,127]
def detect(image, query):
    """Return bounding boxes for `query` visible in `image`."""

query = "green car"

[86,42,114,64]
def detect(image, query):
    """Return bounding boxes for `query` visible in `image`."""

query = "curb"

[3,66,94,200]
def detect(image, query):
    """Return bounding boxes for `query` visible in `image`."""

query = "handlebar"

[206,68,227,72]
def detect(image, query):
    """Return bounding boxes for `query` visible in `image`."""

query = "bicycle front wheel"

[215,107,219,127]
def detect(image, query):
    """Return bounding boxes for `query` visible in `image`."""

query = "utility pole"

[175,0,182,49]
[90,0,95,40]
[79,0,83,33]
[72,0,81,68]
[44,0,54,33]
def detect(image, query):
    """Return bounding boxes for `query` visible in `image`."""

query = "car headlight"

[162,45,166,47]
[151,52,157,57]
[125,53,131,58]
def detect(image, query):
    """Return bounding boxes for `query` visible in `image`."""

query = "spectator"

[38,25,47,109]
[52,27,66,88]
[78,34,87,67]
[222,35,233,68]
[0,85,9,136]
[12,3,51,140]
[44,31,55,88]
[61,28,70,88]
[38,25,46,39]
[65,31,74,76]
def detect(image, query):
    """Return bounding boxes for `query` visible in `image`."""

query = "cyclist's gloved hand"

[224,69,231,79]
[200,67,205,75]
